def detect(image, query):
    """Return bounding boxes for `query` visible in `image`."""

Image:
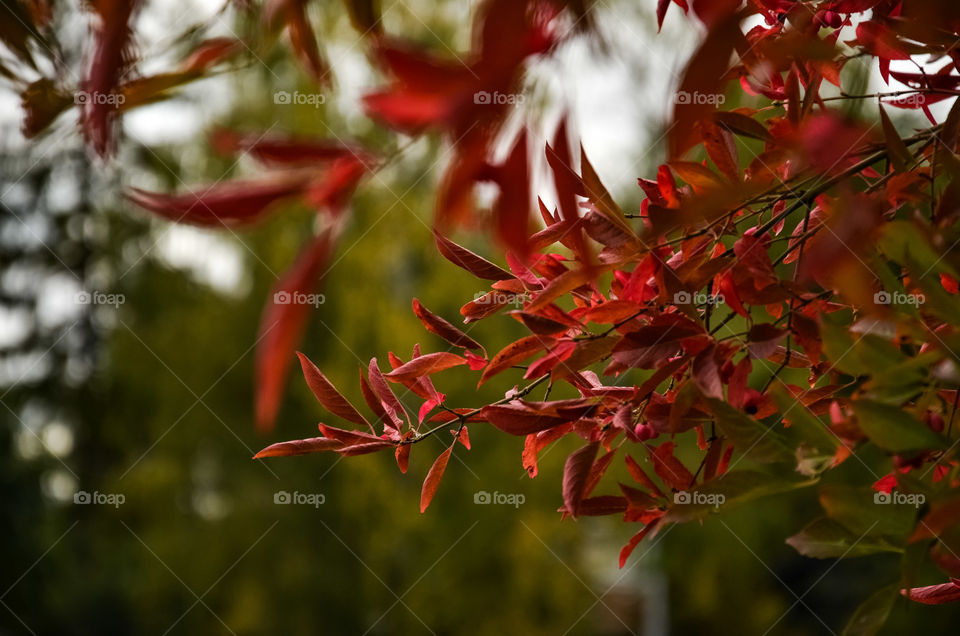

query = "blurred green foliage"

[3,1,959,634]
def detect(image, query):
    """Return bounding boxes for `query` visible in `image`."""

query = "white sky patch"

[155,224,248,296]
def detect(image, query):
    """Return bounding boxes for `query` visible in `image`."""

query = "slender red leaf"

[562,441,599,519]
[420,446,453,513]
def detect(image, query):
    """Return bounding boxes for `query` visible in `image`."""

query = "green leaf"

[842,583,899,636]
[664,470,817,523]
[707,399,795,464]
[878,105,912,173]
[786,518,903,559]
[819,485,917,541]
[770,386,839,477]
[878,221,960,323]
[851,400,946,453]
[820,314,869,377]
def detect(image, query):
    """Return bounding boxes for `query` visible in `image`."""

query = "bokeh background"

[1,0,959,634]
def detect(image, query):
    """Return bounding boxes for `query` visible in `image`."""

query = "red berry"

[926,412,945,433]
[635,424,656,441]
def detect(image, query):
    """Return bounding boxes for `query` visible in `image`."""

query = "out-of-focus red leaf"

[493,131,531,257]
[692,345,722,399]
[795,112,875,175]
[269,0,332,85]
[420,445,453,513]
[342,0,382,35]
[853,21,911,62]
[126,176,307,227]
[211,129,368,167]
[181,37,242,73]
[82,0,138,156]
[942,273,960,295]
[253,436,343,458]
[669,13,742,158]
[901,579,960,605]
[304,157,370,212]
[562,441,598,519]
[296,352,372,431]
[747,323,788,359]
[256,232,333,431]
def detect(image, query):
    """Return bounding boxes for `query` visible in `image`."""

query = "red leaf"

[367,358,406,431]
[270,0,332,85]
[510,311,569,335]
[253,436,343,458]
[211,129,368,167]
[584,448,617,498]
[526,266,596,313]
[412,299,483,350]
[522,424,573,477]
[481,404,571,436]
[942,273,959,295]
[747,323,787,359]
[656,0,671,31]
[493,131,531,257]
[563,441,599,519]
[572,496,628,517]
[669,14,742,158]
[545,117,588,260]
[650,441,694,491]
[358,365,391,429]
[317,423,383,445]
[384,352,466,381]
[610,316,703,370]
[479,335,548,385]
[692,345,722,399]
[181,37,242,73]
[395,440,411,473]
[433,230,514,281]
[420,446,453,513]
[455,426,471,449]
[126,176,307,228]
[873,473,898,494]
[296,352,372,432]
[625,454,666,498]
[619,520,660,568]
[255,232,333,431]
[81,0,137,156]
[700,120,740,182]
[337,440,396,456]
[901,579,960,605]
[303,157,369,212]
